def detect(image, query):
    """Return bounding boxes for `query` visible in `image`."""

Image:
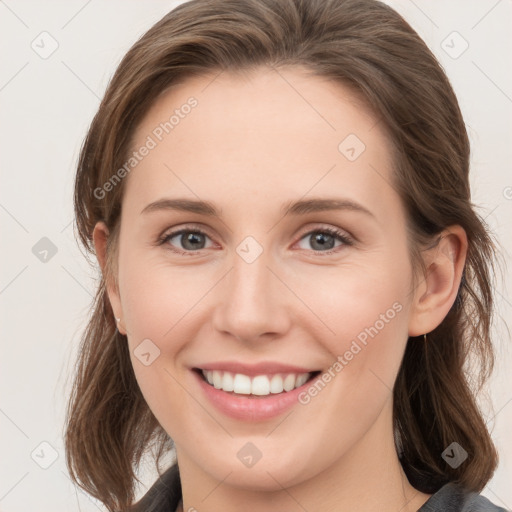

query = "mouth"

[193,368,322,398]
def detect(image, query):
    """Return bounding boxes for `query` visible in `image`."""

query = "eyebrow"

[140,197,375,219]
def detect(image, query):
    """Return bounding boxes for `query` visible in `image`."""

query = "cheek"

[293,259,410,354]
[289,256,412,426]
[120,251,207,341]
[118,254,218,428]
[289,281,410,477]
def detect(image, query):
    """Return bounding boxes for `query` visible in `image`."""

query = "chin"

[202,453,313,492]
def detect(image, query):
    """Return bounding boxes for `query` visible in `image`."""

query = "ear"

[408,225,468,337]
[92,221,126,335]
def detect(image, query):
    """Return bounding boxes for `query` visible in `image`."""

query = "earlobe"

[92,221,126,335]
[408,225,468,337]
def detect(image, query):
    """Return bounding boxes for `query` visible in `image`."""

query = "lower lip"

[192,370,319,421]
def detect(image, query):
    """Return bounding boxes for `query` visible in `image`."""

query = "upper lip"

[193,361,319,376]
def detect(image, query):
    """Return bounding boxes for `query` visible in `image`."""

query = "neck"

[176,398,432,512]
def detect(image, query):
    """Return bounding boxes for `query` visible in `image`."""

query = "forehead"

[123,66,397,219]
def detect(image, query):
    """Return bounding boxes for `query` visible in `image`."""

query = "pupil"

[312,232,334,251]
[183,232,204,250]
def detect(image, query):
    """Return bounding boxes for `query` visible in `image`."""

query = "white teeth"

[269,374,284,393]
[283,374,296,391]
[205,370,213,385]
[296,373,309,387]
[222,371,234,392]
[233,374,252,394]
[251,375,270,396]
[201,370,312,396]
[212,370,223,389]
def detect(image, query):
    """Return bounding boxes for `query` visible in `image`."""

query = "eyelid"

[157,222,216,242]
[295,224,354,243]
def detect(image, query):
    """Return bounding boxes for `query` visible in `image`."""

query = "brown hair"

[65,0,501,510]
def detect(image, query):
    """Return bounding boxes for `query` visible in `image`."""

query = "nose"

[212,247,292,344]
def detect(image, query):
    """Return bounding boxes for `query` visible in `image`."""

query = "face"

[104,66,422,490]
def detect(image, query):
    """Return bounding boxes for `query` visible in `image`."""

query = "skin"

[93,66,467,512]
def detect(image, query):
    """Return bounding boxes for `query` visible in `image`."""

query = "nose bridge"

[232,247,271,307]
[213,239,290,341]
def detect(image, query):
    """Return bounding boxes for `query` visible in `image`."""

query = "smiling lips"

[193,361,321,410]
[193,363,322,421]
[196,361,320,395]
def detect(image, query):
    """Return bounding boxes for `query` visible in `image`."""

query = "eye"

[158,228,214,254]
[296,227,353,254]
[157,225,353,256]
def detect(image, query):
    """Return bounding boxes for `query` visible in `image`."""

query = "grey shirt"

[129,464,509,512]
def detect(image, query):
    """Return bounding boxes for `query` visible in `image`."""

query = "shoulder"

[419,482,510,512]
[127,464,182,512]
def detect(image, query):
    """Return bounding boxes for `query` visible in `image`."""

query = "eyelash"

[156,225,354,256]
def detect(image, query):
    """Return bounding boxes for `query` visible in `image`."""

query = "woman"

[64,0,508,510]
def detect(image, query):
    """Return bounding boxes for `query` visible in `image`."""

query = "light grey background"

[1,1,511,510]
